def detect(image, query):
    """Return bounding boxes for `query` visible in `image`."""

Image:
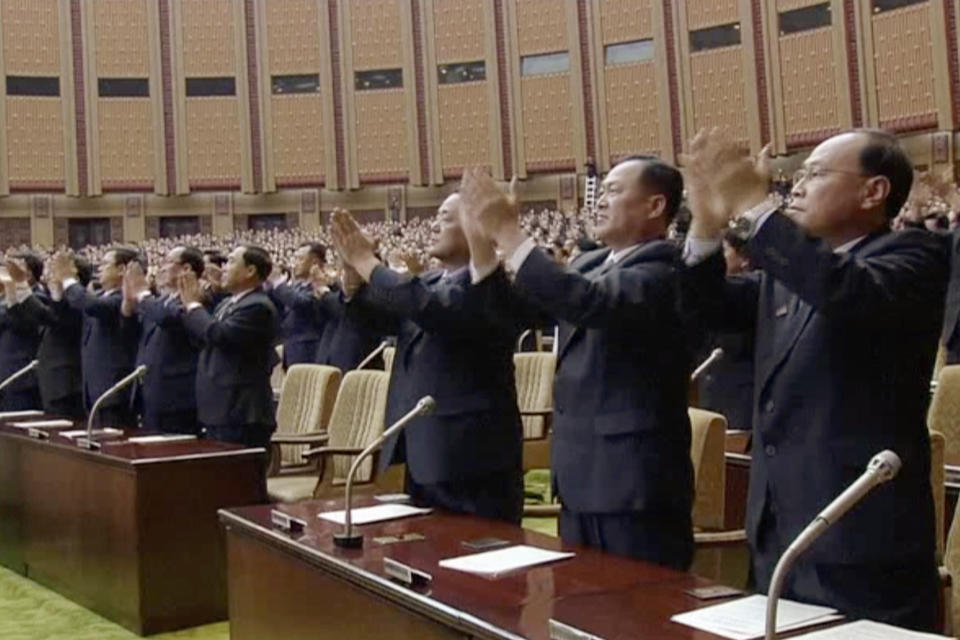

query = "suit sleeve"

[9,293,64,328]
[63,283,122,321]
[510,247,674,330]
[138,295,189,328]
[748,212,948,324]
[4,291,49,334]
[269,282,319,313]
[182,301,276,348]
[357,265,516,336]
[679,249,761,334]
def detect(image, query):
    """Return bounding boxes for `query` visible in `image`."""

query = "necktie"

[215,298,235,320]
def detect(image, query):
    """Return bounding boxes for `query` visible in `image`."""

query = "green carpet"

[0,566,227,640]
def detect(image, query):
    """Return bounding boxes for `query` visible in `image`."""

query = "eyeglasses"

[792,167,869,185]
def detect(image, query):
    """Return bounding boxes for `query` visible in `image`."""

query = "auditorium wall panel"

[264,0,322,73]
[514,0,569,56]
[180,0,236,77]
[1,0,61,75]
[603,62,660,158]
[432,0,486,63]
[520,73,576,171]
[6,97,65,186]
[868,2,939,132]
[353,89,409,180]
[777,28,842,148]
[185,97,242,188]
[350,0,403,71]
[688,47,750,145]
[0,217,31,249]
[92,0,150,77]
[270,94,325,185]
[97,100,155,190]
[437,83,491,175]
[685,0,740,31]
[598,0,654,44]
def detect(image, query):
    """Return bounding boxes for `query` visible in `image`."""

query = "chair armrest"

[523,503,561,518]
[302,446,365,459]
[520,409,553,417]
[271,431,329,445]
[693,529,747,546]
[520,410,554,437]
[940,566,952,587]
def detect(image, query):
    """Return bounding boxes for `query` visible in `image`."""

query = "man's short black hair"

[110,246,146,270]
[241,245,272,282]
[299,242,327,263]
[852,129,913,219]
[617,155,684,222]
[14,252,43,283]
[176,246,205,277]
[75,256,93,287]
[203,250,227,267]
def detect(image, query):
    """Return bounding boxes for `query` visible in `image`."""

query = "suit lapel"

[401,270,444,369]
[558,249,613,362]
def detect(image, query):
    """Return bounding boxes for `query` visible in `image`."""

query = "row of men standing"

[0,243,380,447]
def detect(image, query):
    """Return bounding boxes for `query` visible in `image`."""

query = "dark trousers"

[558,508,694,571]
[752,503,939,632]
[406,468,523,525]
[203,422,274,448]
[0,387,41,412]
[44,394,85,420]
[92,404,137,429]
[143,408,199,435]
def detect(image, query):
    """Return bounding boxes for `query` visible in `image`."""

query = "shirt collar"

[229,288,257,304]
[606,244,643,264]
[834,236,866,254]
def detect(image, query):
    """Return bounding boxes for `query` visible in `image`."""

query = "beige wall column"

[31,196,55,248]
[339,0,359,190]
[170,0,189,194]
[58,0,80,196]
[317,0,340,189]
[483,0,506,180]
[123,195,146,243]
[211,193,235,236]
[147,0,167,195]
[0,5,8,196]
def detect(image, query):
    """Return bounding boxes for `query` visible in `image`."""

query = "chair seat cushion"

[267,475,317,503]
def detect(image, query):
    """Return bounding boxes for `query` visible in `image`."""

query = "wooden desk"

[0,415,267,635]
[221,499,807,640]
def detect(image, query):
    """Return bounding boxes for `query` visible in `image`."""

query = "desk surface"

[222,499,794,640]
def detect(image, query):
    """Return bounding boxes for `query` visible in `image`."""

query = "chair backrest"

[933,342,947,385]
[274,364,342,466]
[688,407,727,531]
[270,344,285,394]
[928,365,960,466]
[944,458,960,632]
[383,346,396,373]
[514,352,556,439]
[326,370,390,483]
[931,430,946,559]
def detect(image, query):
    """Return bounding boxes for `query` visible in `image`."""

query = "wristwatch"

[727,195,780,242]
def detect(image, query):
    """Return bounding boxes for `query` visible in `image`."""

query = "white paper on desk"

[127,434,198,444]
[9,420,75,429]
[794,619,953,639]
[671,594,840,640]
[0,410,44,419]
[318,504,432,525]
[438,545,575,577]
[59,428,123,439]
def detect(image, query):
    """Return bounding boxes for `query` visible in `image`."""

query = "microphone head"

[867,450,901,483]
[416,396,436,416]
[135,364,148,378]
[711,348,724,360]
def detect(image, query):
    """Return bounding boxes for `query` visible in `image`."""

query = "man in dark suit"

[268,242,329,368]
[179,245,279,448]
[5,256,92,418]
[941,228,960,364]
[459,161,695,569]
[123,246,205,434]
[314,285,384,372]
[331,197,524,523]
[0,253,45,411]
[48,248,141,428]
[680,129,945,630]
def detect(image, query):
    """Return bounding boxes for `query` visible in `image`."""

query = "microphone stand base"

[333,532,363,548]
[75,437,102,451]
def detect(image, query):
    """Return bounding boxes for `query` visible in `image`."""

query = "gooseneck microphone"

[355,340,391,371]
[0,359,39,394]
[80,365,148,449]
[764,450,901,640]
[690,348,724,382]
[330,395,435,548]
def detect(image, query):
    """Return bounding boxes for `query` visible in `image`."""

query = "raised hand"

[124,262,149,300]
[331,208,379,281]
[4,258,30,284]
[309,263,334,295]
[178,270,202,307]
[679,128,772,239]
[48,252,77,285]
[459,169,525,255]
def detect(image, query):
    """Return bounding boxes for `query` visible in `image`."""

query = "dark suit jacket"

[0,288,44,406]
[135,294,202,423]
[316,287,383,371]
[493,243,694,516]
[353,266,522,485]
[682,212,946,565]
[941,228,960,363]
[269,281,327,367]
[8,293,83,409]
[697,329,755,433]
[182,289,279,428]
[64,284,139,409]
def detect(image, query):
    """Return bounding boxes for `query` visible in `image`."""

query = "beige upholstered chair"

[941,452,960,635]
[514,352,556,471]
[929,365,960,466]
[688,408,727,532]
[267,364,341,477]
[383,346,396,372]
[932,343,947,389]
[267,370,391,503]
[270,344,285,401]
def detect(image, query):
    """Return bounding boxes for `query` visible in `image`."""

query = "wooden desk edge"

[218,509,526,640]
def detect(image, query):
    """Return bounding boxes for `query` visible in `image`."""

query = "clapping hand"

[48,252,77,285]
[459,170,526,257]
[178,270,202,307]
[679,128,772,239]
[331,208,379,281]
[5,258,30,284]
[123,262,149,301]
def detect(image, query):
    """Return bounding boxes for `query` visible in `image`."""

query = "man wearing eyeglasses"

[680,129,946,631]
